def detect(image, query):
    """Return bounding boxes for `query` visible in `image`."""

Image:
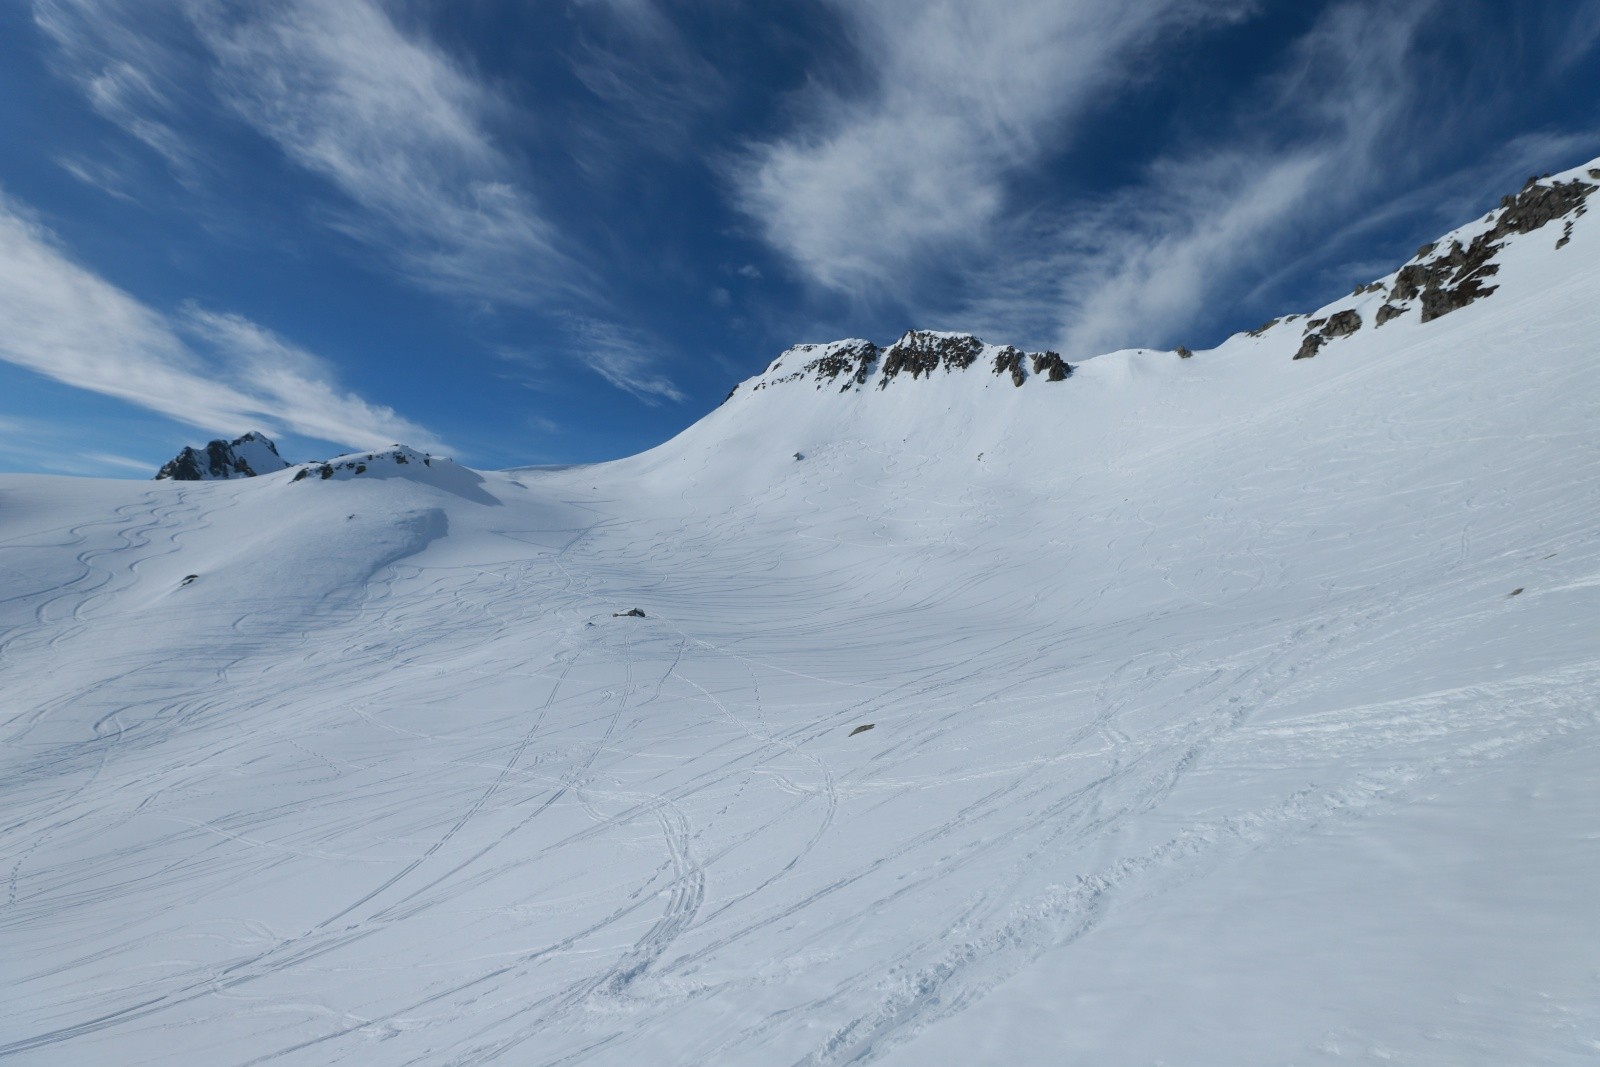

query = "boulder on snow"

[848,723,875,736]
[613,608,646,618]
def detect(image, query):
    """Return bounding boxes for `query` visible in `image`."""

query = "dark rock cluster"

[802,339,880,391]
[1389,174,1594,324]
[1293,171,1593,359]
[290,448,432,483]
[752,331,1072,393]
[993,346,1027,387]
[1293,334,1324,361]
[1029,351,1073,381]
[879,331,983,384]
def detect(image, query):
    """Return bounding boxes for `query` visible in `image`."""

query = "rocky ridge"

[154,432,290,481]
[1284,169,1596,360]
[744,330,1073,398]
[289,446,438,482]
[734,163,1596,396]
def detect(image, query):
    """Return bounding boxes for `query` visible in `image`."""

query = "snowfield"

[4,164,1600,1064]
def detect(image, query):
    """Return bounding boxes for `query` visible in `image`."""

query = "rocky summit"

[154,431,290,481]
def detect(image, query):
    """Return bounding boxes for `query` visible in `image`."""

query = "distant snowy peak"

[155,432,290,481]
[743,330,1072,397]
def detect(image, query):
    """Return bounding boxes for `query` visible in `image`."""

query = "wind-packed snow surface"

[5,163,1600,1065]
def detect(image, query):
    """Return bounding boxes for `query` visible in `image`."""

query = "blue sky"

[2,0,1598,476]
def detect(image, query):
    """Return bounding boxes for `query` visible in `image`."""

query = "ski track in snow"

[4,190,1600,1063]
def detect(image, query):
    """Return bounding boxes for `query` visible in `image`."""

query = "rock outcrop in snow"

[741,330,1072,398]
[1286,169,1596,360]
[288,446,499,505]
[154,432,290,480]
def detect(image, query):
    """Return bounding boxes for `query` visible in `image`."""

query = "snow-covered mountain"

[154,430,291,480]
[4,158,1599,1066]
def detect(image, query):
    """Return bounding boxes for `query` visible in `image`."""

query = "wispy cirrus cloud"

[1013,0,1446,357]
[0,190,442,451]
[553,316,686,405]
[1009,0,1600,358]
[735,0,1259,296]
[739,0,1600,359]
[32,0,680,400]
[189,0,580,306]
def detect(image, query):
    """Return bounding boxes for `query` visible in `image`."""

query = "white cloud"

[1033,0,1447,357]
[0,191,442,451]
[190,0,576,306]
[34,0,682,403]
[927,0,1474,357]
[736,0,1257,295]
[561,316,687,405]
[37,0,567,300]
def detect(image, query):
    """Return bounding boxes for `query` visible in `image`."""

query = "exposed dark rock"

[613,608,646,618]
[1247,318,1281,337]
[1557,220,1574,249]
[1304,317,1328,332]
[1352,281,1385,296]
[879,331,982,385]
[1323,309,1362,338]
[1509,587,1524,597]
[1375,303,1407,327]
[319,465,334,480]
[1590,169,1600,180]
[993,346,1027,386]
[155,431,289,481]
[1294,334,1326,361]
[801,340,880,390]
[1175,346,1193,359]
[1029,351,1072,381]
[848,723,875,736]
[1385,174,1596,324]
[1497,175,1594,234]
[180,574,198,586]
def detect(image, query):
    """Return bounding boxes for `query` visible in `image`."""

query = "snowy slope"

[3,161,1599,1065]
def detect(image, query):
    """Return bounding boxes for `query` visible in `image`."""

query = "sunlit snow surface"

[5,188,1600,1064]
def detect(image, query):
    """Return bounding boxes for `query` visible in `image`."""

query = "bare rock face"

[1293,334,1326,361]
[1029,351,1072,381]
[745,332,1072,395]
[1175,346,1194,359]
[290,446,434,483]
[1285,169,1594,363]
[1375,303,1407,327]
[879,331,983,384]
[993,346,1027,387]
[156,432,290,481]
[801,340,880,391]
[1323,309,1362,338]
[1295,308,1364,360]
[1387,174,1595,324]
